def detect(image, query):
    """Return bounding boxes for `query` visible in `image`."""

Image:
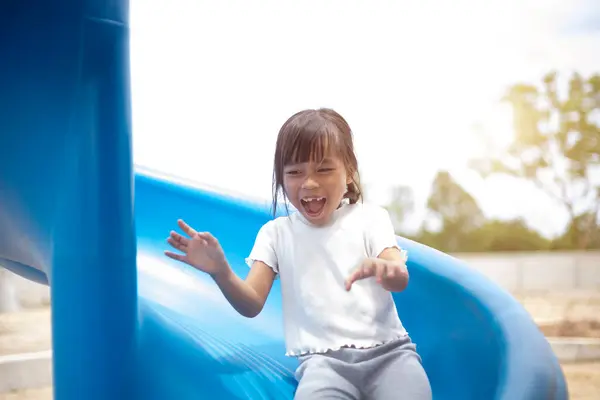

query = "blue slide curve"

[0,1,568,399]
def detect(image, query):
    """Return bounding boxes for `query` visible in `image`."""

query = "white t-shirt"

[246,201,409,357]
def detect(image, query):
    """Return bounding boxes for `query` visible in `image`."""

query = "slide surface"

[0,1,568,399]
[132,169,569,400]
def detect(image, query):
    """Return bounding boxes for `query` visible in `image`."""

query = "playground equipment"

[0,1,568,399]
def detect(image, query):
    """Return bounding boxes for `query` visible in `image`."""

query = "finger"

[164,250,186,262]
[167,237,187,252]
[177,219,197,237]
[375,262,386,283]
[363,259,376,276]
[345,262,375,290]
[345,272,359,291]
[386,265,396,280]
[197,231,218,245]
[169,231,189,247]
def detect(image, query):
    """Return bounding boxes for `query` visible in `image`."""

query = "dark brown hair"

[271,108,363,216]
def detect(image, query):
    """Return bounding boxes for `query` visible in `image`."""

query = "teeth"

[301,197,325,202]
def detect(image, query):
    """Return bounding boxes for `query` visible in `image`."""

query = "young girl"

[165,108,432,399]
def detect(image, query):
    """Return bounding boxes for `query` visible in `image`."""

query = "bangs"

[280,120,341,167]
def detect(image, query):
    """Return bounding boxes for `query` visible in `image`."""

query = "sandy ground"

[515,292,600,324]
[0,309,51,356]
[0,388,53,400]
[562,362,600,400]
[515,292,600,338]
[1,293,599,399]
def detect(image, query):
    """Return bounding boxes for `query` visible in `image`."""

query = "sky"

[129,0,600,238]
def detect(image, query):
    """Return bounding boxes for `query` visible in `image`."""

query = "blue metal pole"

[49,7,138,400]
[0,1,137,398]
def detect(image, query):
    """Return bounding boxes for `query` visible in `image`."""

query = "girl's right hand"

[165,219,230,279]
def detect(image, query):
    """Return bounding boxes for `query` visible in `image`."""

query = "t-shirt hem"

[284,331,409,357]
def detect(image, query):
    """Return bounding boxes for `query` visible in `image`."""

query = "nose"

[301,175,319,189]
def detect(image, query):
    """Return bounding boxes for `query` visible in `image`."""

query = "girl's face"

[282,154,352,226]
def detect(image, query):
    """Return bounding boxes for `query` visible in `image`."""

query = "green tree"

[424,170,485,252]
[477,219,550,252]
[471,71,600,248]
[385,185,414,234]
[552,212,600,250]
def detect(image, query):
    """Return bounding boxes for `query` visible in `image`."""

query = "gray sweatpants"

[293,335,432,399]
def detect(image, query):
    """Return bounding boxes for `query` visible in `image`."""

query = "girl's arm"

[345,248,409,292]
[165,219,277,318]
[376,247,409,292]
[212,260,276,318]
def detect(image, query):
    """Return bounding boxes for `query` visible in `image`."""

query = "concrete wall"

[453,250,600,293]
[1,251,599,311]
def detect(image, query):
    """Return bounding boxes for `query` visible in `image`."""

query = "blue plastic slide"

[0,1,568,399]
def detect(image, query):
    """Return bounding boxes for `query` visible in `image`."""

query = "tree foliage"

[471,71,600,248]
[425,171,484,252]
[387,170,578,253]
[385,185,414,232]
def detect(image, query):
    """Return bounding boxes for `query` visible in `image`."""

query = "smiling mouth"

[300,197,327,217]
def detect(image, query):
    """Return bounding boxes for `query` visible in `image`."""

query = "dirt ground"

[514,291,600,325]
[539,319,600,338]
[0,309,51,356]
[0,388,53,400]
[562,362,600,400]
[1,292,599,399]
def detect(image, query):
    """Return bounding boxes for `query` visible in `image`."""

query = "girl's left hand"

[345,258,407,291]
